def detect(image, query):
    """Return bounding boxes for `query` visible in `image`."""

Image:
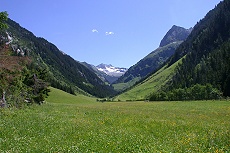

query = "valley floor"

[0,88,229,152]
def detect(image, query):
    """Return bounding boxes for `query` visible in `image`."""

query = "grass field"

[0,88,229,152]
[115,58,183,101]
[112,77,141,92]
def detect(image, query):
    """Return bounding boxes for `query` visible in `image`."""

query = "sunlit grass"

[0,88,229,152]
[116,57,183,101]
[46,87,96,104]
[112,77,141,92]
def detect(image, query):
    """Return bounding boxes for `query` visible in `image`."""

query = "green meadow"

[0,87,230,152]
[116,58,183,101]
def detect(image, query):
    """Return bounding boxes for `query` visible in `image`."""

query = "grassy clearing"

[115,58,181,101]
[0,88,229,152]
[47,87,96,104]
[113,77,141,92]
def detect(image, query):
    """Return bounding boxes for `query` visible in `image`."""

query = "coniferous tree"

[0,11,8,31]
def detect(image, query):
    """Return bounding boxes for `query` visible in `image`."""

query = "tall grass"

[0,88,229,152]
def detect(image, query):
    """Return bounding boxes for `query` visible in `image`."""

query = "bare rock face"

[159,25,192,47]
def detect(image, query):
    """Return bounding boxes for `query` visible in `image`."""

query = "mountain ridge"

[117,0,230,100]
[82,63,127,84]
[4,18,116,98]
[96,63,127,77]
[159,25,192,47]
[113,25,191,91]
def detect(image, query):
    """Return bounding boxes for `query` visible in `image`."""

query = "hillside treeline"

[149,84,222,101]
[167,0,230,97]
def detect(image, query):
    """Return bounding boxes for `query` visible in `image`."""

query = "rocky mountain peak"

[96,63,127,77]
[159,25,192,47]
[97,63,112,69]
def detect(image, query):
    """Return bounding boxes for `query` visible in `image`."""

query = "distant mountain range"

[1,0,229,102]
[113,25,192,91]
[96,64,127,77]
[82,63,127,84]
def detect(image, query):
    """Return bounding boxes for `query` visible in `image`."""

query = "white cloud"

[92,29,98,33]
[105,31,114,35]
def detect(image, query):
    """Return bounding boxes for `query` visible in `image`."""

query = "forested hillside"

[147,0,230,101]
[1,18,115,99]
[166,0,230,97]
[117,0,230,101]
[0,15,49,107]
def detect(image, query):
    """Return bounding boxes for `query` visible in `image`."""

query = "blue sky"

[1,0,222,68]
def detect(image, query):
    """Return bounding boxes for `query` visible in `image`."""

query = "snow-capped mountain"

[96,64,127,77]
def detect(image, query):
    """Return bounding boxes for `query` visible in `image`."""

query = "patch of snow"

[96,64,127,77]
[5,32,13,45]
